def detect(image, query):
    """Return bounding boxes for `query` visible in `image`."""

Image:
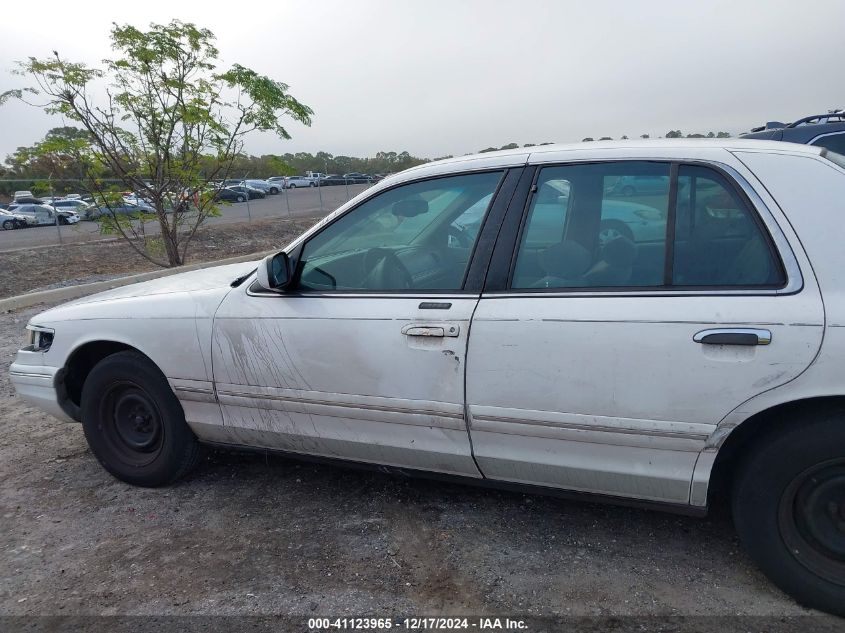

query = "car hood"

[32,260,258,323]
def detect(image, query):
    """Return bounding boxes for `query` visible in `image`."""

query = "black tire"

[289,183,297,189]
[236,195,246,203]
[732,413,845,616]
[309,182,316,187]
[2,219,14,230]
[58,216,68,225]
[269,187,279,195]
[81,351,201,487]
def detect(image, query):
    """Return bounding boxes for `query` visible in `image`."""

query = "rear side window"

[822,149,845,170]
[513,162,671,289]
[674,166,784,287]
[510,161,784,290]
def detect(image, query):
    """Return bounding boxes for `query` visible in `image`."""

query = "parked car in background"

[11,196,44,205]
[13,190,34,200]
[284,176,316,188]
[741,110,845,154]
[0,208,32,229]
[121,195,155,211]
[342,173,374,184]
[225,185,265,200]
[51,199,95,215]
[245,179,280,195]
[212,187,248,203]
[13,204,80,225]
[606,174,670,196]
[317,174,348,186]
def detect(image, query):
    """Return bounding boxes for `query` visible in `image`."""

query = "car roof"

[384,139,823,186]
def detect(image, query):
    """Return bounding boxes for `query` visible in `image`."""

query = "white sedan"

[11,204,80,225]
[10,139,845,615]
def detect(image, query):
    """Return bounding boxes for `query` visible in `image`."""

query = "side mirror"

[256,252,292,292]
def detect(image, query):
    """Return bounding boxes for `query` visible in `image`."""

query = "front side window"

[298,171,502,291]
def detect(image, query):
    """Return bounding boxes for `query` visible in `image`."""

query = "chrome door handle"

[401,324,460,338]
[693,328,772,346]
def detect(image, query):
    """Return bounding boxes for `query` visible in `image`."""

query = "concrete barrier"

[0,251,271,312]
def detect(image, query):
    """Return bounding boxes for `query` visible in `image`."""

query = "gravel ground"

[0,299,842,631]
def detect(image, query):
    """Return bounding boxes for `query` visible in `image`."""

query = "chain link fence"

[0,177,376,251]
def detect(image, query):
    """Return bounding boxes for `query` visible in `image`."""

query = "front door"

[211,170,508,476]
[466,159,824,504]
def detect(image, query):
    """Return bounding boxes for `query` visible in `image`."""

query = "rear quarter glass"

[822,149,845,170]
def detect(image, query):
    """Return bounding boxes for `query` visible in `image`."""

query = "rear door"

[466,155,823,504]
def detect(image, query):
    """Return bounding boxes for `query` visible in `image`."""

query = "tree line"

[581,131,732,141]
[0,128,431,191]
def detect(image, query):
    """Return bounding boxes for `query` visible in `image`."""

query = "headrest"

[538,240,591,278]
[601,236,636,267]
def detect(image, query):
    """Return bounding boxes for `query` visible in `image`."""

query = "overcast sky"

[1,0,843,160]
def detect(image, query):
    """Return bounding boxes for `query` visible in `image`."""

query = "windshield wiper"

[230,268,257,288]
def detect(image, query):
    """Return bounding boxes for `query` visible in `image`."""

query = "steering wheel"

[363,247,413,290]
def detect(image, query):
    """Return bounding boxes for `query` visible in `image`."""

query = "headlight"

[25,325,54,352]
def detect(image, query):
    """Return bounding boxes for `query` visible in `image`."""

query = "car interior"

[296,172,502,291]
[512,163,784,290]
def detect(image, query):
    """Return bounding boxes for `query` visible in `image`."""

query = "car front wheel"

[2,219,15,230]
[81,351,201,487]
[733,412,845,616]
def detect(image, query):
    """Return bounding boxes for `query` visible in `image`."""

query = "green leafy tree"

[1,20,312,267]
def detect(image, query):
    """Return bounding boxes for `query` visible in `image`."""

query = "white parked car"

[284,176,316,188]
[10,139,845,615]
[0,208,33,229]
[11,204,80,225]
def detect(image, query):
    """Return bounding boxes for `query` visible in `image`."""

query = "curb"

[0,250,271,313]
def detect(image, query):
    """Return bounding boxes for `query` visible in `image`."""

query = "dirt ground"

[0,216,321,299]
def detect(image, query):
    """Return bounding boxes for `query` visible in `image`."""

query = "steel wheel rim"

[779,458,845,586]
[99,381,165,467]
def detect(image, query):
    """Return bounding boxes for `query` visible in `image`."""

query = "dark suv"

[741,110,845,154]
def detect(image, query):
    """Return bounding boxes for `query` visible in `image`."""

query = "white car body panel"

[209,287,481,476]
[9,139,845,511]
[285,177,314,187]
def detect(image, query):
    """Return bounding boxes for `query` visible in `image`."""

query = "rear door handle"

[693,328,772,346]
[401,324,460,338]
